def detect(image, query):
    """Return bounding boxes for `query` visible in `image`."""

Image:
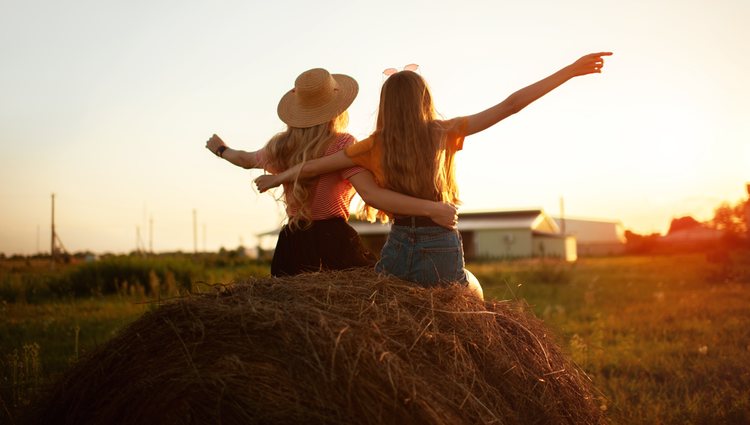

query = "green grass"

[0,254,271,303]
[1,296,150,415]
[0,254,270,418]
[2,253,749,424]
[472,253,750,424]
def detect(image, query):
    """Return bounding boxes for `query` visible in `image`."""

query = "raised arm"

[255,150,354,193]
[348,171,458,229]
[206,134,261,169]
[465,52,612,136]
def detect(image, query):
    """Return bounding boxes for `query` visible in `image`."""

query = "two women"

[255,53,612,299]
[206,68,456,277]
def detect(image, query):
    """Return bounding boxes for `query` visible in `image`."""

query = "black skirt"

[271,217,376,277]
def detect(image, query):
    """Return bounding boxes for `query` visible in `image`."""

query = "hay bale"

[28,269,605,424]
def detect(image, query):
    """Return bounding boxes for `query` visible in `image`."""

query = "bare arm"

[348,171,458,229]
[255,150,355,192]
[205,134,261,169]
[465,52,612,135]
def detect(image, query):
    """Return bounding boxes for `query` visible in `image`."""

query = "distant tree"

[667,216,702,235]
[711,202,745,235]
[737,196,750,236]
[624,230,661,253]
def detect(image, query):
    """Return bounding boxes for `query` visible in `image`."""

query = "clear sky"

[1,0,748,255]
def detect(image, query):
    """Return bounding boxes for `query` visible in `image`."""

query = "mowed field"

[2,253,749,424]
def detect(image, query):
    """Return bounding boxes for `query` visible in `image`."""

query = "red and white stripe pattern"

[262,133,364,221]
[304,133,364,220]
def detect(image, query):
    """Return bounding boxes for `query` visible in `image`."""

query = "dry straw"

[28,269,605,424]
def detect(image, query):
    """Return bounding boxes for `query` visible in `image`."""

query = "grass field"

[474,253,750,424]
[2,253,749,424]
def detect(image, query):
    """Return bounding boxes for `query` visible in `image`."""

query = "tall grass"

[0,254,270,416]
[2,252,749,423]
[473,252,750,424]
[1,297,150,415]
[0,254,269,303]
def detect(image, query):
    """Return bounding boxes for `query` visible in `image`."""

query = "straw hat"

[277,68,358,128]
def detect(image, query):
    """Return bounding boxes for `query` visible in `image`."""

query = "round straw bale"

[27,269,605,424]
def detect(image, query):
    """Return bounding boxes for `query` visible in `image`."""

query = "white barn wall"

[475,229,532,259]
[532,235,578,261]
[565,236,578,262]
[553,217,626,257]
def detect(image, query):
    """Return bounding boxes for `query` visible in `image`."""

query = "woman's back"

[375,71,462,206]
[261,131,375,277]
[279,133,362,221]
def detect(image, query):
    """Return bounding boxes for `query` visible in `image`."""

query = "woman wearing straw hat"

[206,68,457,277]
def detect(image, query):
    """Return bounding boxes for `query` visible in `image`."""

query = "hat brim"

[277,74,358,128]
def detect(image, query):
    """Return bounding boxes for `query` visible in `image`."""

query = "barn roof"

[458,209,560,234]
[259,210,625,240]
[348,209,562,235]
[459,210,543,220]
[661,226,722,242]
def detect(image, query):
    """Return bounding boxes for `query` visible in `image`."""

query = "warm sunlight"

[2,3,750,424]
[1,0,748,254]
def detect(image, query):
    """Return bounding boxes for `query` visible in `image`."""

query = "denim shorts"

[375,225,467,287]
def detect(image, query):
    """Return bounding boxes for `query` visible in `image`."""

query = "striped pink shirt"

[258,133,365,221]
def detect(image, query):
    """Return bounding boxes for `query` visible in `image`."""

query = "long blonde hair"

[363,71,459,222]
[264,112,349,229]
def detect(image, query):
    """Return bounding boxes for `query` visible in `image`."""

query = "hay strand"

[27,269,605,424]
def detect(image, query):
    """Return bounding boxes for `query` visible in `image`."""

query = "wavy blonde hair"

[361,71,459,223]
[263,112,349,229]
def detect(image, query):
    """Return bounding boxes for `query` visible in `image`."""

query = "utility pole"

[136,226,143,254]
[192,209,197,254]
[559,196,566,235]
[202,223,206,253]
[49,193,67,266]
[51,193,56,263]
[149,215,153,254]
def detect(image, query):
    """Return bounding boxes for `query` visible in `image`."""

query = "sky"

[1,0,749,255]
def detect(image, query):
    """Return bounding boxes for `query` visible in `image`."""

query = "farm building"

[660,225,723,244]
[552,217,626,256]
[349,209,578,262]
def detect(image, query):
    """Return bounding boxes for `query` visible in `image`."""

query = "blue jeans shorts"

[375,225,467,287]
